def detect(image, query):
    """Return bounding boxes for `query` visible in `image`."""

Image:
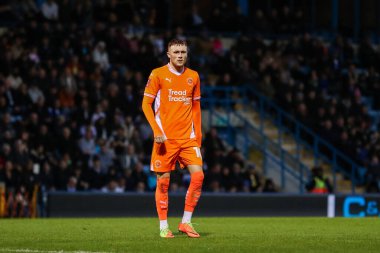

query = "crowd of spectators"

[185,4,380,192]
[1,0,380,216]
[194,33,380,194]
[0,0,281,217]
[232,34,380,192]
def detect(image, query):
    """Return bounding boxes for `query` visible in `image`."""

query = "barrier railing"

[202,85,363,193]
[208,108,310,193]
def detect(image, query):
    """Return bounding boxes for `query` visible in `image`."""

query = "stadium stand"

[0,0,379,217]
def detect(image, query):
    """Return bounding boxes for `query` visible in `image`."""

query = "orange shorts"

[150,139,203,173]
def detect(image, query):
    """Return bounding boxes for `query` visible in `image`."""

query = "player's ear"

[166,51,170,59]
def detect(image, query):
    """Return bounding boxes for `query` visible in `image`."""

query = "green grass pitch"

[1,217,379,253]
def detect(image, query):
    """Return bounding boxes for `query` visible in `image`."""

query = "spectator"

[92,41,110,71]
[243,164,262,192]
[203,128,226,168]
[66,176,78,192]
[122,144,139,170]
[12,140,29,168]
[101,179,123,193]
[262,178,278,193]
[41,0,59,21]
[225,147,245,169]
[251,9,269,34]
[205,163,223,192]
[97,140,115,174]
[78,126,97,160]
[305,167,333,194]
[366,155,380,193]
[28,84,44,105]
[54,159,70,191]
[39,161,55,192]
[74,99,92,126]
[87,156,105,190]
[258,74,275,99]
[227,163,245,192]
[131,162,147,191]
[59,67,77,109]
[57,127,77,159]
[185,4,204,30]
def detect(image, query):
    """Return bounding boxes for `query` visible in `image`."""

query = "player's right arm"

[142,71,166,143]
[142,96,166,143]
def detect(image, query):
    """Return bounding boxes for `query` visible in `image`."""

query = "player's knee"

[157,178,170,193]
[191,171,204,185]
[198,171,205,182]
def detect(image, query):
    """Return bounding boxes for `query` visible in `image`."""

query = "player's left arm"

[192,74,202,147]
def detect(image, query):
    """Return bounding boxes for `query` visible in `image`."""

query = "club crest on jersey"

[154,160,162,168]
[187,78,193,85]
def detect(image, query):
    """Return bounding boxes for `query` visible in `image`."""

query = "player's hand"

[154,135,167,143]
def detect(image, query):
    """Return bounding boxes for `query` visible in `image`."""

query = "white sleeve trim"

[193,96,201,100]
[144,93,156,99]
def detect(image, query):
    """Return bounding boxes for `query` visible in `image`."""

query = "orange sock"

[156,177,170,220]
[185,171,204,212]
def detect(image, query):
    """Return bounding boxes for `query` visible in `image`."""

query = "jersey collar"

[167,63,185,76]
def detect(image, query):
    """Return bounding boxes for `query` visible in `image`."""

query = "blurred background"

[0,0,379,218]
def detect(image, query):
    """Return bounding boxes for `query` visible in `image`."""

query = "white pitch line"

[0,249,112,253]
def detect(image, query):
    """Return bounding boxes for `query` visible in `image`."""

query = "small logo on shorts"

[154,160,162,168]
[187,78,193,85]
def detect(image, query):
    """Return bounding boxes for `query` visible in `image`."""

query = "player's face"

[167,44,188,70]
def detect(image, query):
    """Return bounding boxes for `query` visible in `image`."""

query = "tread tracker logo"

[168,89,191,105]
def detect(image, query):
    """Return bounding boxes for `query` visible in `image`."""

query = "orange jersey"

[143,64,201,140]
